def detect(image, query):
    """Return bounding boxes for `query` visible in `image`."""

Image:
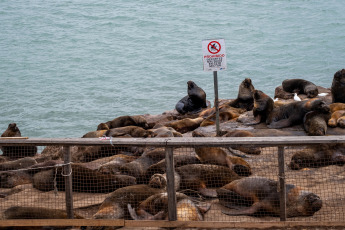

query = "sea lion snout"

[304,193,322,214]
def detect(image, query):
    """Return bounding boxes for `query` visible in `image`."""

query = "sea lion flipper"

[221,202,261,216]
[128,204,140,220]
[198,188,217,198]
[196,202,212,214]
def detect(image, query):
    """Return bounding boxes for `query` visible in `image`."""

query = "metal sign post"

[202,39,227,137]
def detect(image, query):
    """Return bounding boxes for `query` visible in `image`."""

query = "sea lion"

[149,125,183,137]
[128,192,210,221]
[0,171,32,188]
[330,103,345,113]
[175,80,207,115]
[165,117,204,133]
[82,129,108,138]
[0,123,37,159]
[92,174,166,220]
[282,79,319,98]
[98,154,137,175]
[337,116,345,128]
[222,130,262,155]
[217,176,322,217]
[4,206,83,219]
[303,110,331,136]
[200,105,245,127]
[289,144,345,170]
[250,89,274,125]
[0,157,37,171]
[119,148,166,181]
[331,69,345,103]
[105,126,154,138]
[267,98,330,129]
[328,110,345,127]
[228,78,255,111]
[98,115,149,130]
[274,85,294,100]
[33,164,137,193]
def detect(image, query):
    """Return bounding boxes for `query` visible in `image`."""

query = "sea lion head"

[8,123,19,132]
[306,98,330,113]
[333,69,345,85]
[97,122,110,131]
[187,81,196,90]
[304,85,318,98]
[298,192,322,216]
[1,123,21,137]
[149,174,167,189]
[243,78,252,88]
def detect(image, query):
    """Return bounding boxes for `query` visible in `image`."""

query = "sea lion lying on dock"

[303,110,331,136]
[217,176,322,217]
[98,115,149,130]
[282,79,319,98]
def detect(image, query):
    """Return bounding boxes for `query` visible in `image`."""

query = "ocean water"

[0,0,344,138]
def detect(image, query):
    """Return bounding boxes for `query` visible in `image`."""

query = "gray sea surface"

[0,0,344,137]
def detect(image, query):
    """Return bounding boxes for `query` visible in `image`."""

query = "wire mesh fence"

[0,137,345,229]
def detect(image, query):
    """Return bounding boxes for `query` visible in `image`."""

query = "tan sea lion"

[282,79,319,98]
[267,98,330,129]
[105,125,154,137]
[149,126,183,137]
[289,144,345,170]
[82,129,108,138]
[222,130,262,155]
[0,123,37,159]
[328,110,345,127]
[303,110,331,136]
[329,103,345,113]
[175,80,207,115]
[331,69,345,103]
[98,115,149,130]
[337,115,345,128]
[128,192,210,221]
[200,105,245,127]
[228,78,255,111]
[92,174,167,220]
[4,206,83,219]
[165,117,204,133]
[217,176,322,217]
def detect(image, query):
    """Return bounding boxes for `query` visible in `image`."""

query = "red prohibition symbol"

[207,41,221,54]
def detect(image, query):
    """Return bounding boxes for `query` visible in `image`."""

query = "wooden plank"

[278,146,286,221]
[165,147,177,221]
[63,146,74,219]
[0,219,124,227]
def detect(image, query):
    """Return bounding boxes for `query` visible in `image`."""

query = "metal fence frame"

[1,136,345,228]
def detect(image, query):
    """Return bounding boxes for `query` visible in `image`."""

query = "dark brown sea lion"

[282,79,319,98]
[267,98,330,129]
[165,117,204,133]
[228,78,255,111]
[0,157,37,171]
[0,171,32,188]
[98,154,137,175]
[222,130,262,155]
[98,115,149,130]
[33,164,137,193]
[303,110,331,136]
[289,144,345,170]
[92,174,166,220]
[175,80,207,115]
[217,176,322,217]
[4,206,83,219]
[274,85,294,100]
[331,69,345,103]
[0,123,37,159]
[200,105,245,127]
[105,125,154,137]
[251,89,274,124]
[328,110,345,127]
[128,192,210,221]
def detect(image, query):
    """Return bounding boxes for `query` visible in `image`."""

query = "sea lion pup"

[267,98,330,129]
[119,148,166,181]
[175,80,207,115]
[105,125,154,138]
[328,110,345,127]
[228,78,255,111]
[248,89,274,125]
[200,105,245,127]
[4,206,83,219]
[33,164,137,193]
[303,110,331,136]
[289,144,345,170]
[217,176,322,218]
[0,123,37,159]
[282,79,319,98]
[222,130,262,155]
[128,192,211,221]
[331,69,345,103]
[98,115,149,130]
[165,117,204,133]
[92,174,166,220]
[330,103,345,113]
[0,157,37,171]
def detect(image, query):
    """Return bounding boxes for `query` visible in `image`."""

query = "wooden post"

[63,146,74,219]
[278,146,286,221]
[165,147,177,221]
[213,71,220,136]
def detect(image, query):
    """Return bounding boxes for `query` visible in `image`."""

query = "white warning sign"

[202,39,227,72]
